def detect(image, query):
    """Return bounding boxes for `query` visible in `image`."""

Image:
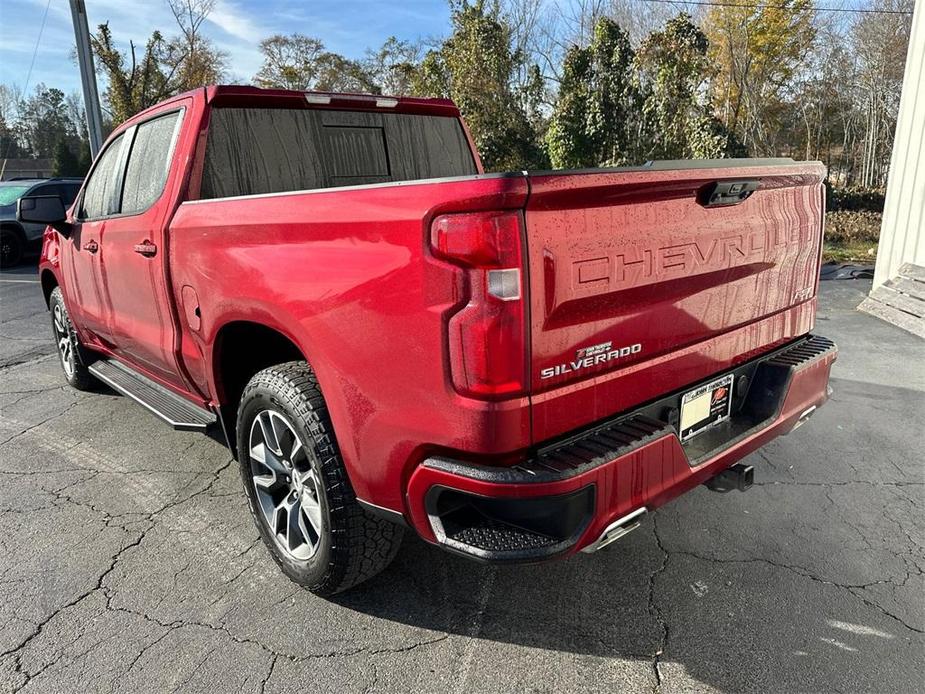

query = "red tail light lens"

[431,211,527,398]
[431,211,523,267]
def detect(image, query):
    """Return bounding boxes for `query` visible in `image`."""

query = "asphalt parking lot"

[0,264,922,693]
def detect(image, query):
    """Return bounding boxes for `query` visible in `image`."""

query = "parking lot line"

[0,279,40,283]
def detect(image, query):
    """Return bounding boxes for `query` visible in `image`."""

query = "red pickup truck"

[20,86,836,595]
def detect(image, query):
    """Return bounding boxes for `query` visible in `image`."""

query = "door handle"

[82,240,98,253]
[133,240,157,257]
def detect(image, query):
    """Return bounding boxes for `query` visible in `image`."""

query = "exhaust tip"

[582,507,647,553]
[789,405,817,433]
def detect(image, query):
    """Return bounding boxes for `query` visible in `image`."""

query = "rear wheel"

[236,361,403,595]
[0,229,24,267]
[49,287,96,390]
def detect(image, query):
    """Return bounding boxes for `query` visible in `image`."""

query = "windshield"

[0,186,32,206]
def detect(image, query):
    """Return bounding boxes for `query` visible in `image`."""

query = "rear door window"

[200,107,477,200]
[121,111,182,215]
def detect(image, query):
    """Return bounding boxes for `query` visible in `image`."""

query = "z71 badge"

[540,341,642,379]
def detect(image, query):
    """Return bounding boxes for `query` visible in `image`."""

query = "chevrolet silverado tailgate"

[524,159,826,440]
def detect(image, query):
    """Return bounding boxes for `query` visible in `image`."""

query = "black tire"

[0,228,24,267]
[49,287,96,390]
[236,361,403,595]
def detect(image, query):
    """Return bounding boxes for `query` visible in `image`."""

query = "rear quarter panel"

[168,175,529,509]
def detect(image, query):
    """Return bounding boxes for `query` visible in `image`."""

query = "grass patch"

[823,241,877,263]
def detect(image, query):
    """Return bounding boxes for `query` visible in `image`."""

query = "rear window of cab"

[199,107,478,200]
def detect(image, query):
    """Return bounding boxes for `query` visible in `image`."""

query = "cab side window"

[121,111,181,215]
[79,133,126,219]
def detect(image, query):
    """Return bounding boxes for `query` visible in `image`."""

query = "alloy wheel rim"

[248,409,324,561]
[52,304,75,378]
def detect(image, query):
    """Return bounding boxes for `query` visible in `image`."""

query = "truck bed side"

[168,174,531,510]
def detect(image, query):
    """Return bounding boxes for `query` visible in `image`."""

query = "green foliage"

[14,86,83,160]
[685,113,746,159]
[547,15,739,168]
[635,15,741,159]
[91,2,227,125]
[91,24,175,124]
[51,138,81,176]
[587,19,644,166]
[77,142,93,176]
[547,18,643,168]
[518,63,547,138]
[0,114,23,158]
[412,0,547,172]
[164,0,227,91]
[545,46,594,168]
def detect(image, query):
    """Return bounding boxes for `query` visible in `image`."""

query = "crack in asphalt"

[258,653,279,694]
[0,352,55,373]
[647,516,670,692]
[668,549,924,634]
[754,480,923,488]
[108,620,175,689]
[4,451,235,692]
[5,529,150,688]
[105,599,451,666]
[1,429,454,692]
[0,399,82,447]
[2,292,923,690]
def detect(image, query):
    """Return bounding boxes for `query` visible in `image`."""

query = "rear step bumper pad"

[406,334,837,562]
[89,359,216,431]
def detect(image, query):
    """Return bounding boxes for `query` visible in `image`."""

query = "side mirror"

[17,195,72,237]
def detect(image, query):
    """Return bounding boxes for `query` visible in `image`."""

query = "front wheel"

[49,287,96,390]
[236,361,403,595]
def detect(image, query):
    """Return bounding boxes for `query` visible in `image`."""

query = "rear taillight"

[431,211,527,398]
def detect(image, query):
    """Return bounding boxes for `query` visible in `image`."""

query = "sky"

[0,0,452,97]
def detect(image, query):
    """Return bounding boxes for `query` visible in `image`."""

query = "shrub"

[824,210,882,244]
[825,183,886,213]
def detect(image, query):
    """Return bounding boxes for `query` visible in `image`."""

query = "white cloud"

[208,0,265,44]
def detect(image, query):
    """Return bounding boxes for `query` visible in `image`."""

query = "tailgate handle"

[699,180,759,207]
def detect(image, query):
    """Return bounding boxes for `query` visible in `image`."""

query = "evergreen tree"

[635,14,742,159]
[412,0,547,171]
[52,138,81,177]
[545,18,644,168]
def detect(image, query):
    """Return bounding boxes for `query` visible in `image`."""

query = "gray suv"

[0,178,83,266]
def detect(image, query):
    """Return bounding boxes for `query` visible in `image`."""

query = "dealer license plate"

[679,374,734,442]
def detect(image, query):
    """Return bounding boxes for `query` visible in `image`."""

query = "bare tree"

[852,0,913,187]
[164,0,227,88]
[362,37,422,95]
[608,0,691,45]
[254,34,375,93]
